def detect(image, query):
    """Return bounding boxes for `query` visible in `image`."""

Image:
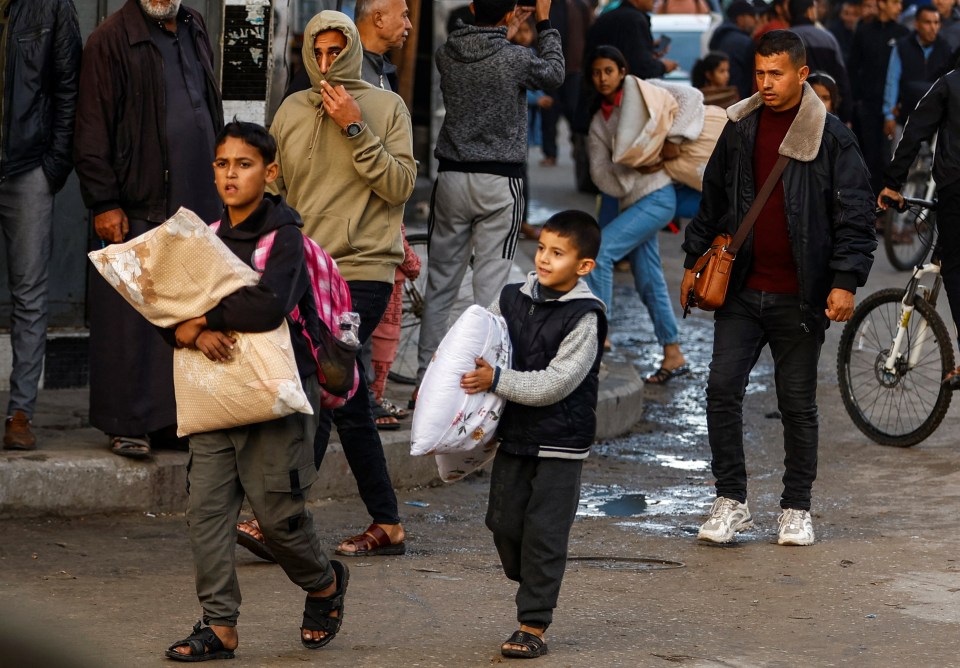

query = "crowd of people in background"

[6,0,960,661]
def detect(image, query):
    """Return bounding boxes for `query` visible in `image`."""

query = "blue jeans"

[1,167,53,418]
[586,185,679,346]
[706,289,824,511]
[313,280,401,525]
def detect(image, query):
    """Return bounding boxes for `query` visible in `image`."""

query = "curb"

[0,366,643,518]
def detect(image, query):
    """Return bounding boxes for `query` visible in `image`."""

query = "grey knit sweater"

[435,22,565,168]
[488,272,603,407]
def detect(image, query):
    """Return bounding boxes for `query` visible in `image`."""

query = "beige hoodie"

[269,11,416,283]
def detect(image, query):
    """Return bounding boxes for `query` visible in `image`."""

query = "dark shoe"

[301,560,350,649]
[165,621,236,661]
[3,411,36,450]
[501,629,548,658]
[644,365,690,385]
[372,401,401,431]
[236,518,276,563]
[109,435,151,459]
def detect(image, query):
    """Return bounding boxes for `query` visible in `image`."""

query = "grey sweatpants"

[186,375,333,627]
[416,171,524,377]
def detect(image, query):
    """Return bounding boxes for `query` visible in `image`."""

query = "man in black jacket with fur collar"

[681,31,876,548]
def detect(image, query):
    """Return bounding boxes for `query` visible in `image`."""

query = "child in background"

[692,51,739,108]
[808,71,841,115]
[165,121,347,661]
[461,210,606,659]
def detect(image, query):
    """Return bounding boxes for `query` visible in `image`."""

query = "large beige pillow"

[87,207,313,436]
[87,207,258,327]
[613,76,679,168]
[173,322,313,437]
[664,104,727,191]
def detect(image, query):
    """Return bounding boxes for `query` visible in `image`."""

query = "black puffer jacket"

[683,84,877,329]
[2,0,81,191]
[885,69,960,192]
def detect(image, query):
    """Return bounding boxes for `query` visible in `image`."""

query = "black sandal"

[236,518,276,563]
[165,621,235,662]
[301,560,350,649]
[501,629,548,658]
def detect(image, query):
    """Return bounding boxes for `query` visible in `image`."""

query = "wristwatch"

[344,121,364,138]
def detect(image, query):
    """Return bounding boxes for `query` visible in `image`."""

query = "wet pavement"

[4,135,960,666]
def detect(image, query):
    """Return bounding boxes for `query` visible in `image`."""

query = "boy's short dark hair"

[215,118,277,164]
[543,210,601,260]
[473,0,517,26]
[755,30,806,68]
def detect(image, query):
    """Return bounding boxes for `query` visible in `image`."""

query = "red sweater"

[746,103,800,294]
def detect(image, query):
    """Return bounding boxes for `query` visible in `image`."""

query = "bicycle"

[388,230,428,385]
[387,230,476,385]
[836,194,955,447]
[883,135,938,271]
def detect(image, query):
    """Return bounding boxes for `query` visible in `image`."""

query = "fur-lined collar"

[726,83,826,162]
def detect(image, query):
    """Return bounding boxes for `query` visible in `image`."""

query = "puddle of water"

[654,454,709,471]
[578,484,711,519]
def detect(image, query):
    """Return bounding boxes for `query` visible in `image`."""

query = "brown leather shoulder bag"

[687,154,790,312]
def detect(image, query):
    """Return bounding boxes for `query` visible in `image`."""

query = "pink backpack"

[211,221,359,409]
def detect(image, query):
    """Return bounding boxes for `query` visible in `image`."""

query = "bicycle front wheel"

[837,288,954,447]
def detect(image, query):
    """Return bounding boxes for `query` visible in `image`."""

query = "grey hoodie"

[435,22,564,170]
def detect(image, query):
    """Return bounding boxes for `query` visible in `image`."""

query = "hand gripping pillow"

[87,207,313,436]
[410,305,511,461]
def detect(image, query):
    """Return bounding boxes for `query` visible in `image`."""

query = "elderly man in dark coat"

[74,0,223,458]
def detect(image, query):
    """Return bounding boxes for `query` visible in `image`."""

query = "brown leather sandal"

[335,524,406,557]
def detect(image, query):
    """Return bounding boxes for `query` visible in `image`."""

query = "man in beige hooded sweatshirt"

[268,10,415,557]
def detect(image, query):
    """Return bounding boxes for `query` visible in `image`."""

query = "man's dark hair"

[473,0,517,26]
[756,29,807,67]
[543,210,601,260]
[916,4,940,20]
[215,118,277,164]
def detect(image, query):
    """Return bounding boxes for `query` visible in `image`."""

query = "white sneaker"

[777,508,815,546]
[697,497,753,543]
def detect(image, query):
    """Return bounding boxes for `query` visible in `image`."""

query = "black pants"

[540,73,582,160]
[706,289,824,511]
[485,450,582,629]
[313,280,401,524]
[936,182,960,350]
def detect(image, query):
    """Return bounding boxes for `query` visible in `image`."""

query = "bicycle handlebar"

[880,194,937,212]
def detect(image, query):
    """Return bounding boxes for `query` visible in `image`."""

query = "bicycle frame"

[882,261,943,373]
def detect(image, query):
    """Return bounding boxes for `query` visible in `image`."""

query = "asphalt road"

[3,138,960,667]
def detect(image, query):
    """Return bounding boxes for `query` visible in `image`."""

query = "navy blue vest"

[496,283,607,458]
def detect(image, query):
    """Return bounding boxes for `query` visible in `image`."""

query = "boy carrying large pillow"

[164,121,347,661]
[459,210,607,659]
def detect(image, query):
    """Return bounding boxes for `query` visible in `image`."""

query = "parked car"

[650,13,719,84]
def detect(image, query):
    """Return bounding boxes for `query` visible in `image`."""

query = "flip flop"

[644,365,690,385]
[236,518,276,563]
[109,435,151,459]
[335,524,406,557]
[379,398,409,420]
[372,402,401,431]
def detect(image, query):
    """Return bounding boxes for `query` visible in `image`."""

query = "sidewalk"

[0,147,645,518]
